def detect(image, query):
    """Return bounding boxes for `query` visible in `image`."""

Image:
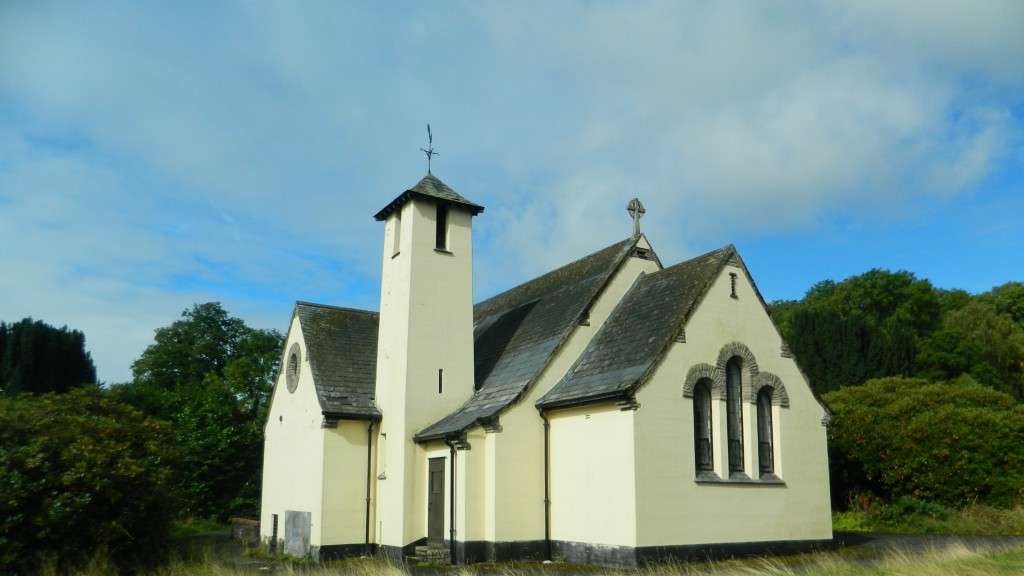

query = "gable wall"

[487,249,659,543]
[632,265,831,547]
[261,315,327,548]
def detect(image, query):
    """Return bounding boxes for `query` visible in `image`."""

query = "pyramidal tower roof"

[373,173,485,221]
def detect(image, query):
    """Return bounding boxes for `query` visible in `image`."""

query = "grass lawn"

[169,518,230,538]
[50,542,1024,576]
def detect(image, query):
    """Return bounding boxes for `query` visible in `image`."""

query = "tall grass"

[48,542,1024,576]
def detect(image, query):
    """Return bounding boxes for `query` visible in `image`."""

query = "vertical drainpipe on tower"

[541,410,552,561]
[446,439,457,564]
[364,421,374,556]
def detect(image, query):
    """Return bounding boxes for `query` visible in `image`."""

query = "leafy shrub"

[825,376,1024,508]
[916,301,1024,400]
[834,498,1024,536]
[0,389,179,574]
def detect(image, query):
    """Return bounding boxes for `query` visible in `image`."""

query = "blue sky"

[1,1,1021,383]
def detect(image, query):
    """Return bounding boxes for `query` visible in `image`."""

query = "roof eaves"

[536,389,631,411]
[373,190,485,221]
[323,408,382,423]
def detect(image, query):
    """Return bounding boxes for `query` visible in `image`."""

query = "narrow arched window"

[693,379,713,473]
[757,388,774,476]
[726,357,744,474]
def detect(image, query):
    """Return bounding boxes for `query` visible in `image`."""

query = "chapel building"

[259,173,833,566]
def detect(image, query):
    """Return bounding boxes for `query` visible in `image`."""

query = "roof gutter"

[321,407,382,422]
[535,389,632,412]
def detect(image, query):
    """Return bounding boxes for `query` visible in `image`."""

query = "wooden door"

[428,457,445,545]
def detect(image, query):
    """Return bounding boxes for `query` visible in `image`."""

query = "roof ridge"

[296,301,379,316]
[648,244,733,276]
[475,237,636,312]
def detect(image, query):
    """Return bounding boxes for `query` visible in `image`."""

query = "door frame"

[427,457,446,546]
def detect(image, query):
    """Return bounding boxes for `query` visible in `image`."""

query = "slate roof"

[294,302,381,420]
[373,174,485,221]
[536,245,735,409]
[414,237,639,441]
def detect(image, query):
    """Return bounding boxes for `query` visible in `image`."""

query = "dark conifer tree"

[0,318,96,395]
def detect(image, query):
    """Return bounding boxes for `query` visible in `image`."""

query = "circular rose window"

[286,343,301,393]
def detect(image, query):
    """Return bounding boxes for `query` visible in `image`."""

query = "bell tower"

[372,173,483,552]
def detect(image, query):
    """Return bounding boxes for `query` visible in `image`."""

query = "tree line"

[1,304,282,574]
[770,273,1024,510]
[0,319,97,395]
[3,273,1023,573]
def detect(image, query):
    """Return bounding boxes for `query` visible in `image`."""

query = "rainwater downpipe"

[541,410,552,561]
[364,421,374,556]
[447,439,457,564]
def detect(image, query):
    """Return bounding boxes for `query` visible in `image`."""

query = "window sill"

[695,472,785,486]
[434,248,454,255]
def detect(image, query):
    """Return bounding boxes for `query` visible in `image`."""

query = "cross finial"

[420,123,439,174]
[627,198,646,239]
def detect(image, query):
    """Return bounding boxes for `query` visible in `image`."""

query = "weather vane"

[420,124,439,174]
[627,198,646,239]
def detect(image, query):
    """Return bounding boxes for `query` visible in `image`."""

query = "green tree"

[129,303,247,404]
[112,302,282,519]
[917,301,1024,400]
[776,270,941,393]
[979,282,1024,328]
[0,389,179,574]
[825,376,1024,508]
[0,318,97,395]
[936,288,973,315]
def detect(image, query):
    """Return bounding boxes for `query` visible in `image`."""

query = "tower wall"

[374,197,477,550]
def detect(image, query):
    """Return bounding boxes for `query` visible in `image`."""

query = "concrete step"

[409,545,451,564]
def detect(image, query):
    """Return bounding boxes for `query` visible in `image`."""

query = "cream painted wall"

[321,420,376,546]
[632,264,832,547]
[548,404,637,546]
[375,198,478,549]
[260,315,326,548]
[486,248,660,543]
[459,428,487,542]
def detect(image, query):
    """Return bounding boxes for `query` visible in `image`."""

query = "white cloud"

[0,0,1021,380]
